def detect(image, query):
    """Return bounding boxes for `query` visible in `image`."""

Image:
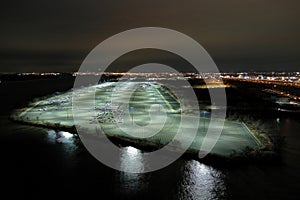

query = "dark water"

[1,79,300,199]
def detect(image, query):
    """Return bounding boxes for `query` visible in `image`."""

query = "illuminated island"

[11,81,274,161]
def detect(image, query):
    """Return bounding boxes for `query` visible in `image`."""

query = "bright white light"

[60,131,73,139]
[126,146,139,156]
[120,146,144,173]
[276,118,280,123]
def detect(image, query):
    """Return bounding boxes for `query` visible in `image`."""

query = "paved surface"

[17,81,261,156]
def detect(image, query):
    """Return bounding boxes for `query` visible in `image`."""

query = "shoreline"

[8,81,278,164]
[10,106,277,164]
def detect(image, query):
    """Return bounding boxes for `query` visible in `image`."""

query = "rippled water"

[2,111,300,199]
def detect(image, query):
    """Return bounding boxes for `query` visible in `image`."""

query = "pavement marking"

[241,122,262,146]
[154,86,175,111]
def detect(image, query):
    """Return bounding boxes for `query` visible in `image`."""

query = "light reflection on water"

[4,116,229,199]
[25,117,299,199]
[46,130,78,154]
[118,146,148,196]
[120,146,144,173]
[46,130,57,143]
[4,79,300,199]
[177,160,226,200]
[117,146,226,199]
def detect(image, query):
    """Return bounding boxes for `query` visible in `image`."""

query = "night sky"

[0,0,299,72]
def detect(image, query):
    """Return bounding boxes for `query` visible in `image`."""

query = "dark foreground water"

[0,79,300,199]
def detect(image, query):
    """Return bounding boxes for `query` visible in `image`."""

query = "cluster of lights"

[221,72,300,88]
[264,89,300,101]
[17,72,61,76]
[221,72,300,82]
[9,71,300,86]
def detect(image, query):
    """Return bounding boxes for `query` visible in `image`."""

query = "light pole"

[130,106,134,125]
[200,111,209,132]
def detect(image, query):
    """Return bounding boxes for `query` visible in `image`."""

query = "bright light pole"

[200,111,210,132]
[130,106,134,125]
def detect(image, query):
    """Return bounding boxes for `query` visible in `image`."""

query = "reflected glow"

[46,130,56,143]
[126,146,139,156]
[60,131,73,139]
[46,130,75,144]
[118,146,147,196]
[178,160,226,199]
[120,146,144,173]
[45,130,78,156]
[277,118,280,123]
[56,131,74,144]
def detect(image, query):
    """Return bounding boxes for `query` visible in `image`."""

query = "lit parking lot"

[17,81,261,156]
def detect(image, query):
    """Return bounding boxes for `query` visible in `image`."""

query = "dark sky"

[0,0,299,72]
